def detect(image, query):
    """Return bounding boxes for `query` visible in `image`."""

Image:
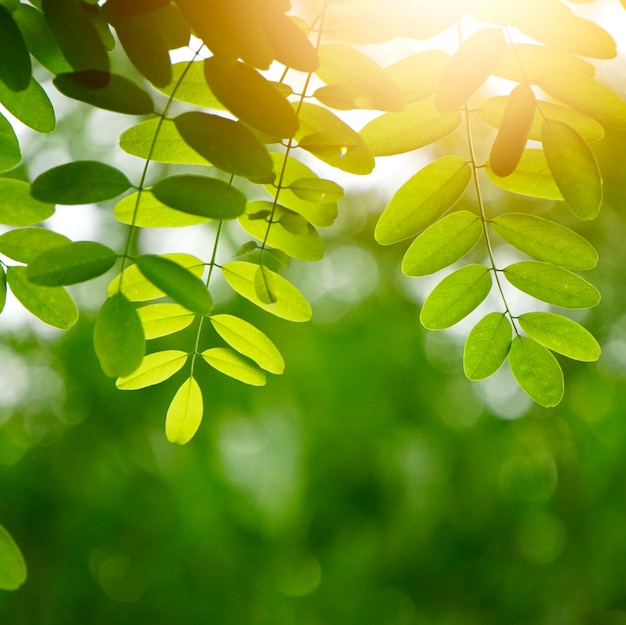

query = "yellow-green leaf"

[464,312,512,380]
[288,178,343,203]
[508,335,564,407]
[201,347,266,386]
[0,111,20,172]
[155,60,225,109]
[0,179,54,225]
[165,376,203,445]
[541,119,602,220]
[0,524,27,591]
[0,228,69,263]
[114,190,209,228]
[116,350,188,390]
[0,76,55,133]
[384,50,450,104]
[375,156,471,245]
[420,264,493,330]
[137,303,195,340]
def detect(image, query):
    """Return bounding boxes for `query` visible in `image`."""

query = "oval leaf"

[0,179,54,225]
[0,524,27,591]
[518,312,601,362]
[135,254,213,315]
[492,213,598,270]
[0,265,6,314]
[0,5,31,92]
[116,349,188,390]
[94,292,145,377]
[402,210,482,276]
[0,76,55,133]
[464,312,512,380]
[137,303,195,340]
[114,191,209,228]
[503,261,600,308]
[288,178,344,203]
[27,241,117,286]
[0,111,20,172]
[31,161,132,205]
[420,264,493,330]
[508,335,564,407]
[376,156,471,245]
[202,347,266,386]
[166,376,203,445]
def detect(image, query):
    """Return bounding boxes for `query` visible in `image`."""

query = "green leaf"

[503,261,600,308]
[165,376,203,445]
[135,254,213,315]
[288,178,344,203]
[201,347,266,386]
[94,292,145,377]
[239,201,324,262]
[26,241,117,286]
[435,27,506,112]
[0,524,27,591]
[478,96,604,143]
[542,119,602,220]
[508,335,564,407]
[463,312,512,380]
[0,228,69,263]
[222,261,312,322]
[6,265,77,329]
[137,303,195,340]
[0,5,31,91]
[0,76,55,133]
[114,191,209,228]
[537,71,626,129]
[375,156,471,245]
[296,103,375,175]
[119,118,208,165]
[116,350,188,390]
[420,264,493,330]
[384,50,450,104]
[493,43,594,84]
[254,265,277,304]
[264,12,319,72]
[0,179,54,225]
[210,314,284,374]
[175,112,273,179]
[54,71,155,115]
[0,265,6,313]
[263,153,338,227]
[151,175,246,220]
[204,56,298,139]
[108,253,204,301]
[492,213,598,270]
[359,97,461,156]
[31,161,132,205]
[402,210,482,276]
[0,111,21,172]
[486,149,563,201]
[518,312,600,362]
[155,61,225,109]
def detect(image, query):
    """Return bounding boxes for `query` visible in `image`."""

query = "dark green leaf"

[0,111,21,172]
[0,524,27,591]
[0,5,31,92]
[27,241,118,286]
[135,254,213,315]
[464,312,512,380]
[94,292,145,377]
[151,175,246,220]
[0,76,55,133]
[0,227,70,262]
[0,179,54,225]
[31,161,132,205]
[6,265,77,329]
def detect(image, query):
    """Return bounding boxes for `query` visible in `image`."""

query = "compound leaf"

[201,347,266,386]
[166,376,203,445]
[464,312,512,380]
[116,349,188,390]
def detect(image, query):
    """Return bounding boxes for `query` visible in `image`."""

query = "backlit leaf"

[288,178,344,203]
[492,213,598,270]
[31,161,132,205]
[0,524,27,591]
[263,12,319,73]
[518,312,600,362]
[156,61,225,109]
[175,111,273,178]
[0,5,31,92]
[108,253,204,301]
[375,156,471,245]
[114,191,209,228]
[135,254,213,315]
[464,312,512,380]
[166,376,203,445]
[0,111,21,171]
[542,119,602,220]
[384,50,450,104]
[222,261,311,322]
[486,149,562,201]
[7,265,77,329]
[537,71,626,129]
[435,27,506,112]
[0,76,55,133]
[359,97,461,156]
[137,303,195,340]
[151,175,246,220]
[116,350,188,390]
[94,292,145,377]
[0,179,54,225]
[201,347,266,386]
[210,314,284,374]
[27,241,117,286]
[503,261,600,308]
[508,335,564,407]
[420,264,493,330]
[402,210,482,276]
